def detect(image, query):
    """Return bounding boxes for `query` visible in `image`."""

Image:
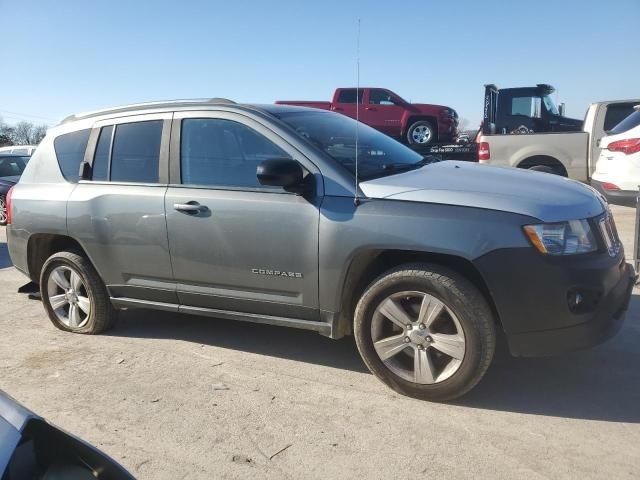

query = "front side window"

[180,118,289,189]
[336,89,364,104]
[109,120,162,183]
[53,129,91,182]
[369,89,400,106]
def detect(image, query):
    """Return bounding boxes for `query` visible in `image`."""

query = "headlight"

[523,220,597,255]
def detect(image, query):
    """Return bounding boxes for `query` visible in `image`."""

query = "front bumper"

[474,247,636,357]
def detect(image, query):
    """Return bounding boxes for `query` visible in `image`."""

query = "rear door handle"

[173,202,208,214]
[365,107,376,111]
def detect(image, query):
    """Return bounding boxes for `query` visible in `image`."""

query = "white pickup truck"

[477,84,640,182]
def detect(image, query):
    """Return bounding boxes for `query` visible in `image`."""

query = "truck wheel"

[354,263,496,401]
[40,251,117,334]
[528,165,560,175]
[407,121,436,146]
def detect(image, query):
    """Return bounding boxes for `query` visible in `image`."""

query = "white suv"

[592,106,640,206]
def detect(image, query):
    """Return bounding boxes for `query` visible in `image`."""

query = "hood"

[0,176,19,188]
[412,103,449,113]
[360,161,604,222]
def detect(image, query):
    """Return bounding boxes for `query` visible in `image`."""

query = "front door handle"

[173,202,208,214]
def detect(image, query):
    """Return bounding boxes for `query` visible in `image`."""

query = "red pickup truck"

[276,87,458,145]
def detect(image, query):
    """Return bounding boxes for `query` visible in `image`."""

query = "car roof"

[59,99,329,126]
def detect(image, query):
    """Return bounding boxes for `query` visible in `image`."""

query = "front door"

[360,89,404,137]
[165,111,321,321]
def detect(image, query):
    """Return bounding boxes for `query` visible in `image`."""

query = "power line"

[0,109,56,123]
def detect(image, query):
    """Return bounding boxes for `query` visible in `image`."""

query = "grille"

[598,212,622,257]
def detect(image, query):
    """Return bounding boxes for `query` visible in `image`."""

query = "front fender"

[318,196,535,313]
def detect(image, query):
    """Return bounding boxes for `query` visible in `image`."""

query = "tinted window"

[336,89,363,104]
[92,125,113,181]
[181,118,288,188]
[53,129,90,182]
[610,109,640,135]
[510,96,542,118]
[110,121,162,183]
[605,104,638,132]
[0,156,27,177]
[272,110,425,181]
[369,89,399,105]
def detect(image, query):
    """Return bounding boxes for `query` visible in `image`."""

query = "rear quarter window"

[53,129,91,182]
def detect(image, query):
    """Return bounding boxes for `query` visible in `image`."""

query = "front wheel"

[354,264,496,401]
[0,196,7,226]
[406,121,436,146]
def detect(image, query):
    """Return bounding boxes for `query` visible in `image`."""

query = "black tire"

[40,251,117,334]
[528,165,560,175]
[0,195,7,226]
[406,121,436,146]
[354,263,496,401]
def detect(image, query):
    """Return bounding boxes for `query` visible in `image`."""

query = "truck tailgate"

[481,132,589,182]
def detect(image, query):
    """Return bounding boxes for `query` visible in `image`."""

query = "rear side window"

[336,89,363,104]
[607,105,640,133]
[53,129,90,182]
[109,121,162,183]
[91,125,113,181]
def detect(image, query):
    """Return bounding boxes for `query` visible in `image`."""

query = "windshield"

[0,156,27,177]
[610,108,640,135]
[272,110,425,180]
[542,95,560,115]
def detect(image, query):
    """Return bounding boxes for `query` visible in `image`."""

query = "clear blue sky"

[1,0,638,128]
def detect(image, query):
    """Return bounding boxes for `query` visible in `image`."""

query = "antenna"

[354,18,361,207]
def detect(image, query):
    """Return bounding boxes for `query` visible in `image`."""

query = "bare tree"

[0,117,14,147]
[10,121,48,145]
[457,117,471,132]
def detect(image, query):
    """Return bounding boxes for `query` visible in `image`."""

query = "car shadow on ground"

[113,293,640,423]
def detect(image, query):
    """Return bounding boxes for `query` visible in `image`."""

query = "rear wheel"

[354,264,496,401]
[0,196,6,226]
[407,121,436,146]
[40,251,117,334]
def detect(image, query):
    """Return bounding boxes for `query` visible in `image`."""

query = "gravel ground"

[0,205,638,479]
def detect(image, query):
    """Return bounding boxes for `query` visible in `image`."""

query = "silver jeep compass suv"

[5,99,635,400]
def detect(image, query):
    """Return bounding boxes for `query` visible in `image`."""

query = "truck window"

[369,89,399,105]
[610,109,640,135]
[336,89,363,104]
[604,104,638,132]
[511,97,541,118]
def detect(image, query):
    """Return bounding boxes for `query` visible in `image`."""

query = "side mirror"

[257,158,304,189]
[558,103,566,117]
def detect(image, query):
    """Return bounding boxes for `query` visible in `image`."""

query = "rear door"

[164,110,322,320]
[67,113,177,304]
[331,88,363,120]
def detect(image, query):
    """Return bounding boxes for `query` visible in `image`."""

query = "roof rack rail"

[60,98,237,125]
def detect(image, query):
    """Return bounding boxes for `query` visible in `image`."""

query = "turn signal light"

[478,142,490,161]
[607,138,640,155]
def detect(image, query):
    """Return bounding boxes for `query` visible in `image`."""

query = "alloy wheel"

[371,291,465,384]
[0,197,6,224]
[47,265,91,328]
[411,125,432,144]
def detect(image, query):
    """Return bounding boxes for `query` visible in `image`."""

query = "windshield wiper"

[382,157,432,173]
